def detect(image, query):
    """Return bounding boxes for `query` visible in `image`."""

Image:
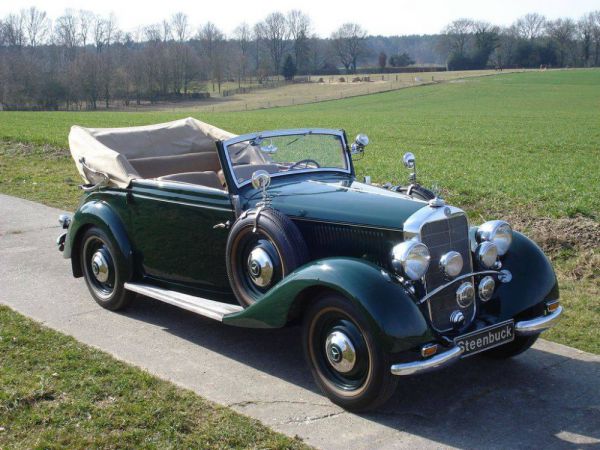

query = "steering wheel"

[289,159,321,170]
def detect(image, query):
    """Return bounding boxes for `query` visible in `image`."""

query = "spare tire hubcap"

[247,247,274,287]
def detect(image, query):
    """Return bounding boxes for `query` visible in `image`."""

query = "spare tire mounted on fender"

[226,208,309,307]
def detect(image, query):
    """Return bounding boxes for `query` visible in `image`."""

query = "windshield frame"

[221,128,353,189]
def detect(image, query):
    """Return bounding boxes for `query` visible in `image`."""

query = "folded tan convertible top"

[68,117,235,188]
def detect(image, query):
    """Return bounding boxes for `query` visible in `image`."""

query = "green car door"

[126,179,236,292]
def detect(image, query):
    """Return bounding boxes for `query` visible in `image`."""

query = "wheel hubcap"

[325,330,356,373]
[91,251,110,283]
[247,247,273,287]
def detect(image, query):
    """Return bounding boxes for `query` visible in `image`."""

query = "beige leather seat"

[157,171,223,190]
[129,152,221,179]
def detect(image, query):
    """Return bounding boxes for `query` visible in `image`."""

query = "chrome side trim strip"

[124,282,243,321]
[515,306,563,336]
[416,270,500,305]
[391,346,464,376]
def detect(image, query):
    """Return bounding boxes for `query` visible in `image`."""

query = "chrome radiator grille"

[419,214,474,332]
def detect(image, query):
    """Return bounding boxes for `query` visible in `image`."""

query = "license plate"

[455,320,515,357]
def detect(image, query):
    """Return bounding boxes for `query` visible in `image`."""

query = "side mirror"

[402,152,417,184]
[351,134,369,155]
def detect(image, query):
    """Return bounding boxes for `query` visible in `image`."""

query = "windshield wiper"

[285,132,308,146]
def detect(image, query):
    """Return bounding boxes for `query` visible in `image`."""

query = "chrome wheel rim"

[247,247,274,287]
[83,236,115,299]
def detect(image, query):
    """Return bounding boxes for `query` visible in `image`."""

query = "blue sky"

[2,0,598,37]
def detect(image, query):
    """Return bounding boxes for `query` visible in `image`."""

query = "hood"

[242,174,427,230]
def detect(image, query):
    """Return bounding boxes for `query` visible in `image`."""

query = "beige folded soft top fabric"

[68,117,235,188]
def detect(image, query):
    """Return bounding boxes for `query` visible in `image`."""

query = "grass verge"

[0,305,307,449]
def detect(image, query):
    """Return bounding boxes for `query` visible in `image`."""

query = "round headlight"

[478,276,495,301]
[439,251,463,278]
[476,241,498,268]
[477,220,513,256]
[391,240,431,280]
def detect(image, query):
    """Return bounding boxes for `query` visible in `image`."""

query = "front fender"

[223,257,433,353]
[64,198,133,280]
[496,231,559,320]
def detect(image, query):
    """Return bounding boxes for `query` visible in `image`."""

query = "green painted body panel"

[494,231,559,319]
[240,173,426,230]
[125,181,235,291]
[222,257,433,353]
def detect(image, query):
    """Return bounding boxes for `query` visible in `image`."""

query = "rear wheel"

[303,293,398,412]
[80,227,134,311]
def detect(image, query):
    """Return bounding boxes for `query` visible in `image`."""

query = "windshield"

[225,131,349,186]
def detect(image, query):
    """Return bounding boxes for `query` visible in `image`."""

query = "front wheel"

[302,293,398,412]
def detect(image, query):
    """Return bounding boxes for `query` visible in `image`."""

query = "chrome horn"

[351,134,369,156]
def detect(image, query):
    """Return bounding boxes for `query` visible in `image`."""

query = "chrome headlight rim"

[476,241,498,269]
[439,251,464,278]
[477,220,513,256]
[391,240,431,281]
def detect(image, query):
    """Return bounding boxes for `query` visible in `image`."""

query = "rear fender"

[223,257,433,353]
[65,200,133,280]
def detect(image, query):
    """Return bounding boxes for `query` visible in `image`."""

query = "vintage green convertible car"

[57,118,562,411]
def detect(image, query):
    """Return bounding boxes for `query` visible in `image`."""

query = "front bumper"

[390,305,563,376]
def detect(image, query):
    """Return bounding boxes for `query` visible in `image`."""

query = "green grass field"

[1,69,598,219]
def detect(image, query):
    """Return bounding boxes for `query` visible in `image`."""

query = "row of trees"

[440,12,600,70]
[1,8,599,110]
[0,7,373,110]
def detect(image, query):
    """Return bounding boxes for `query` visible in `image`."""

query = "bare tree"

[24,7,49,47]
[233,22,251,85]
[514,13,547,40]
[171,12,189,42]
[331,23,368,73]
[78,10,94,47]
[4,13,26,47]
[263,12,289,74]
[54,10,79,49]
[547,18,577,66]
[287,10,311,73]
[198,22,225,91]
[441,18,475,55]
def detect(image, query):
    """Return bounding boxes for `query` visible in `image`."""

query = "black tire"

[302,293,398,412]
[226,208,309,307]
[482,334,539,359]
[80,226,134,311]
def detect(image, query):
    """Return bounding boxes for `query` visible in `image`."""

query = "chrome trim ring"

[246,247,274,288]
[91,251,110,283]
[325,330,357,374]
[391,345,464,376]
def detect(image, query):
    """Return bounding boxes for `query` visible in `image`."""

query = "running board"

[124,282,243,321]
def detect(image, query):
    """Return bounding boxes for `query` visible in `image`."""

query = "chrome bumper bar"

[391,306,563,376]
[390,345,464,376]
[515,305,563,336]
